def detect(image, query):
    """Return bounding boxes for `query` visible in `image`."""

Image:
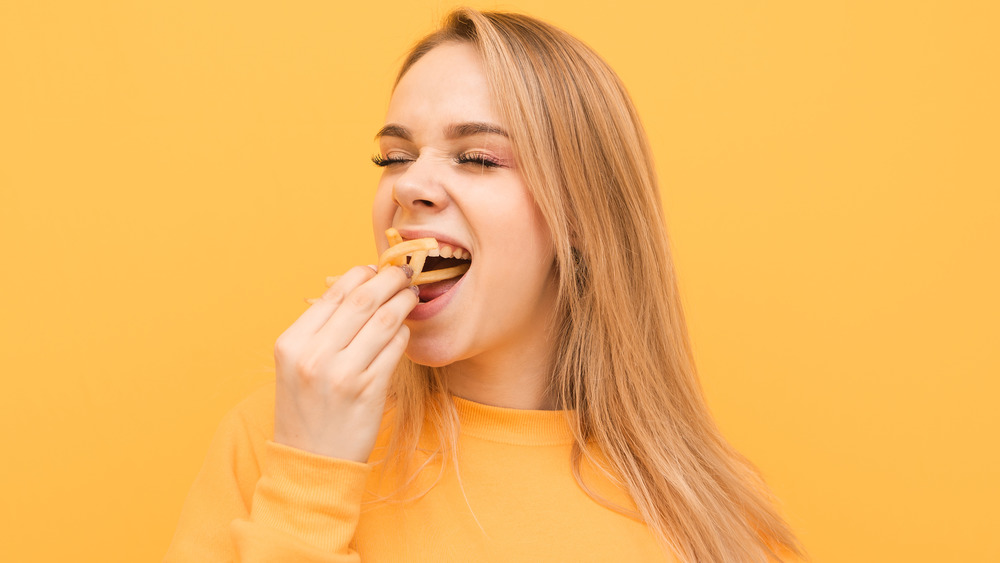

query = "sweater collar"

[451,395,576,446]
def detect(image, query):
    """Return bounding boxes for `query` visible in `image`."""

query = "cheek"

[479,197,553,263]
[372,193,396,255]
[518,206,556,274]
[372,181,396,232]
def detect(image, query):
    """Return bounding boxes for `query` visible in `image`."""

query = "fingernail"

[409,285,420,295]
[367,264,378,272]
[399,264,414,279]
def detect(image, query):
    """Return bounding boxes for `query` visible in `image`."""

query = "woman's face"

[372,42,558,369]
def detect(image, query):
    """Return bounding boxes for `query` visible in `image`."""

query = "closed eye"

[371,154,411,167]
[456,152,501,168]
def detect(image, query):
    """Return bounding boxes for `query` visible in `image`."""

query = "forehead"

[385,42,498,128]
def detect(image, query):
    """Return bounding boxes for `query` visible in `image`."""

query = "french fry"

[379,228,470,285]
[382,227,433,279]
[413,263,470,285]
[408,251,428,278]
[386,227,403,247]
[377,237,437,270]
[312,229,469,302]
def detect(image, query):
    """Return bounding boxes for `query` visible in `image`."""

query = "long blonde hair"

[380,8,803,562]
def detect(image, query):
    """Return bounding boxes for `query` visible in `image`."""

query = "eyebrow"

[374,121,509,141]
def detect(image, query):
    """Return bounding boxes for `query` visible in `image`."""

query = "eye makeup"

[371,151,506,169]
[371,154,408,167]
[456,152,502,168]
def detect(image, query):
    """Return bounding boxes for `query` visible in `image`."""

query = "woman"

[166,8,802,562]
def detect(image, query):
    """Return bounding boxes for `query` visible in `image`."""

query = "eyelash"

[371,153,501,168]
[371,154,404,167]
[457,153,501,168]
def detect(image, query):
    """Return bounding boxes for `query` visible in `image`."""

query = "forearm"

[164,389,371,562]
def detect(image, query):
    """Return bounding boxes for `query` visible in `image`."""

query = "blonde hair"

[380,8,803,562]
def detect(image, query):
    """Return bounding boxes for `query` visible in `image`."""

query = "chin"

[403,333,462,368]
[403,349,455,368]
[404,355,452,369]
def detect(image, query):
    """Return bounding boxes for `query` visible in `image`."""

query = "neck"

[441,315,559,411]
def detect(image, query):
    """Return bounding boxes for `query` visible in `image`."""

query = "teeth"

[415,242,472,260]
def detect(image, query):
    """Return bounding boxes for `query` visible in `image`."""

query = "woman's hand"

[272,264,418,462]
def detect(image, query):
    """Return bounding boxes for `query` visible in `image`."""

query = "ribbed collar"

[452,395,576,446]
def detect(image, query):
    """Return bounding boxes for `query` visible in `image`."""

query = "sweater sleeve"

[164,386,373,562]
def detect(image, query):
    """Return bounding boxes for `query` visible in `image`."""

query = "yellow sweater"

[164,383,671,562]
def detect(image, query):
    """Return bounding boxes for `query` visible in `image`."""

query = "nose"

[392,155,449,213]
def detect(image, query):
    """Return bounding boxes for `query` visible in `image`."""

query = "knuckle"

[348,287,377,310]
[374,307,399,329]
[350,264,377,278]
[292,354,321,381]
[327,367,368,400]
[274,334,296,359]
[321,286,346,305]
[356,373,382,398]
[326,375,360,398]
[395,325,410,346]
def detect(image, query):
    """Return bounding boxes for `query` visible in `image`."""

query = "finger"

[332,286,418,373]
[286,265,376,340]
[359,324,410,398]
[316,266,416,352]
[321,265,378,301]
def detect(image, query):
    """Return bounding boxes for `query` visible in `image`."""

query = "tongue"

[417,275,462,302]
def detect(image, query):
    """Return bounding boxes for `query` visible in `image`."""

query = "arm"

[163,386,372,562]
[166,264,416,561]
[232,441,372,562]
[164,386,370,563]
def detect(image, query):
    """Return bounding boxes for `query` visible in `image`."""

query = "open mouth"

[412,243,471,303]
[380,228,471,309]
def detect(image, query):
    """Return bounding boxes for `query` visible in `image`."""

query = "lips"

[395,229,470,258]
[408,266,467,321]
[417,275,461,302]
[395,230,471,285]
[415,249,470,303]
[395,229,472,318]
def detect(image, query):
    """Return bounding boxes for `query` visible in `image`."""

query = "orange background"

[1,1,997,561]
